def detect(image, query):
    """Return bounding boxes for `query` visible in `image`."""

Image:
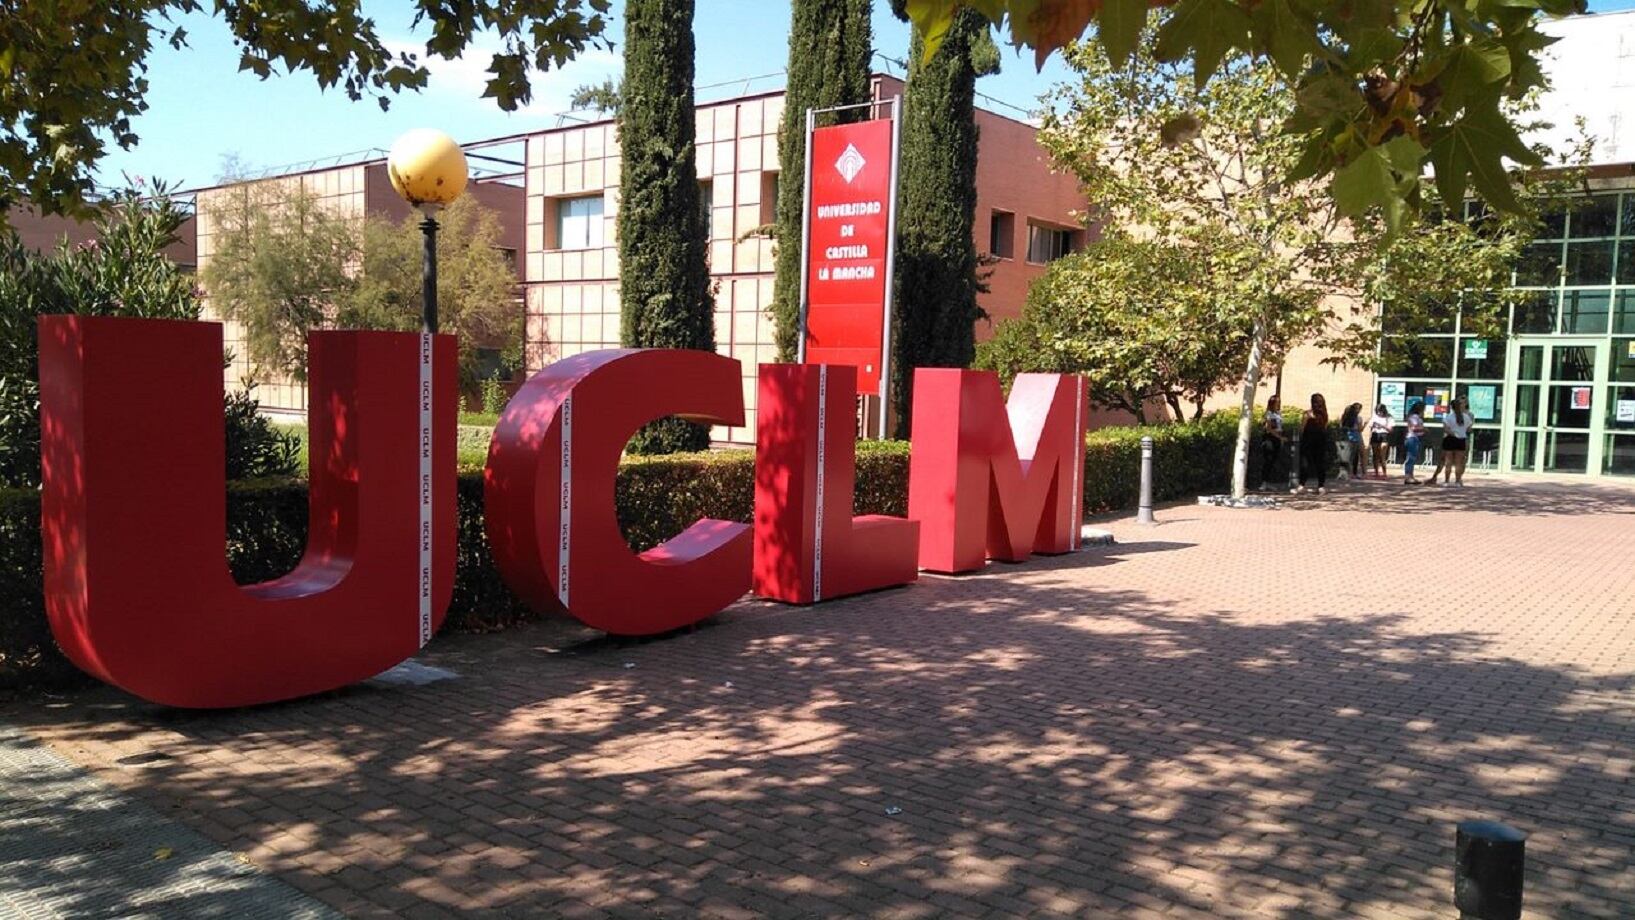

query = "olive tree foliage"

[0,187,298,488]
[199,181,360,384]
[347,197,522,389]
[1035,25,1543,498]
[0,0,610,219]
[201,182,520,387]
[904,0,1582,230]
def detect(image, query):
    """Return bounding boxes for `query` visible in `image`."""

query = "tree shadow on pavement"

[6,546,1635,919]
[1283,475,1635,518]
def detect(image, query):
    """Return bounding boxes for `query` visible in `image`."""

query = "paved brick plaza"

[6,476,1635,918]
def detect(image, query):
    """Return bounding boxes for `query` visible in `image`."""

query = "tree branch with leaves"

[905,0,1583,230]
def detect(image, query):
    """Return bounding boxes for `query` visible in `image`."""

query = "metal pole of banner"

[795,107,816,365]
[876,95,903,441]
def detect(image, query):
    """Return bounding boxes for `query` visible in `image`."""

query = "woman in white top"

[1435,398,1473,486]
[1368,404,1392,478]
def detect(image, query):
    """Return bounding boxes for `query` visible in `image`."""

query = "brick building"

[519,74,1087,443]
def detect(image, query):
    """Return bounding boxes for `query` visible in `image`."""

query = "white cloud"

[385,38,621,119]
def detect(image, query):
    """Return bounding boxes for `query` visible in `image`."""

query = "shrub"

[0,414,1241,689]
[480,377,507,417]
[1,187,302,487]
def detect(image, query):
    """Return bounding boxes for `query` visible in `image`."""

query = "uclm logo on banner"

[37,317,1088,709]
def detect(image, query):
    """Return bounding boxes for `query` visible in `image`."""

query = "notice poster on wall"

[1468,385,1497,420]
[1617,399,1635,423]
[1424,387,1449,418]
[1572,386,1592,410]
[1380,381,1406,419]
[1464,339,1489,360]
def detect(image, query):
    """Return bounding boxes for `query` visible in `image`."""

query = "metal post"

[1455,820,1526,920]
[420,214,439,335]
[1288,430,1300,491]
[1137,436,1155,525]
[795,107,816,365]
[876,95,902,441]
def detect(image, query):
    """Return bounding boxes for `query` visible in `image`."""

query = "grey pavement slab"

[0,727,340,920]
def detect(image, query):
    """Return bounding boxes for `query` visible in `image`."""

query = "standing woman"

[1294,393,1330,495]
[1339,402,1365,479]
[1368,403,1393,478]
[1439,397,1473,486]
[1403,400,1427,484]
[1260,395,1287,489]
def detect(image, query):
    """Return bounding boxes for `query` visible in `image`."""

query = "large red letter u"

[38,317,458,708]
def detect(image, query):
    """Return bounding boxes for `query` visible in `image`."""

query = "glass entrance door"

[1506,338,1605,473]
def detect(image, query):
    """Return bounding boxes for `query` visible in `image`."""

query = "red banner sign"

[804,118,894,394]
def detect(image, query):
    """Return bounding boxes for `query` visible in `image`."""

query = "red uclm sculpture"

[483,348,753,635]
[753,363,918,603]
[908,369,1088,573]
[36,317,458,708]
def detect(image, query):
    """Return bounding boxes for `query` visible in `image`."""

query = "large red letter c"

[484,349,752,635]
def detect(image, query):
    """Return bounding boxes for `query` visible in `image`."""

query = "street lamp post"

[386,129,470,334]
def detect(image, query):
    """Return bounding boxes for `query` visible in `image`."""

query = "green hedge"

[0,414,1251,689]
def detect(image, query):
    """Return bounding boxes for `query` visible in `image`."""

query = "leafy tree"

[346,197,522,389]
[1038,24,1545,498]
[199,181,360,383]
[201,183,520,388]
[569,78,623,116]
[0,1,611,220]
[616,0,715,454]
[770,0,875,362]
[0,186,297,488]
[904,0,1581,229]
[974,236,1276,422]
[890,6,1000,436]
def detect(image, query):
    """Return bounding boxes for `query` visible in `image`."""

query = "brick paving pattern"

[6,476,1635,918]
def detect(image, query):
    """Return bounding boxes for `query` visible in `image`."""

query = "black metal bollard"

[1137,436,1154,524]
[1455,820,1526,920]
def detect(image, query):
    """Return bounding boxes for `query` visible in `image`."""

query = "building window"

[989,210,1015,259]
[1026,222,1076,264]
[555,194,604,250]
[760,172,779,226]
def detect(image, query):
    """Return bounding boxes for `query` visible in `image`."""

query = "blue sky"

[99,0,1635,190]
[98,1,1075,190]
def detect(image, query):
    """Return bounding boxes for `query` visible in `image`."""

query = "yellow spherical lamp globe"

[386,129,469,210]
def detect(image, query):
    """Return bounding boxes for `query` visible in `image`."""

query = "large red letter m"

[907,369,1087,574]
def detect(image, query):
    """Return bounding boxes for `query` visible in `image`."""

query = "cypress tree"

[770,0,874,362]
[890,9,998,435]
[618,0,714,454]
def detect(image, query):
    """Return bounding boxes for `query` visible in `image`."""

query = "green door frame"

[1501,336,1607,474]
